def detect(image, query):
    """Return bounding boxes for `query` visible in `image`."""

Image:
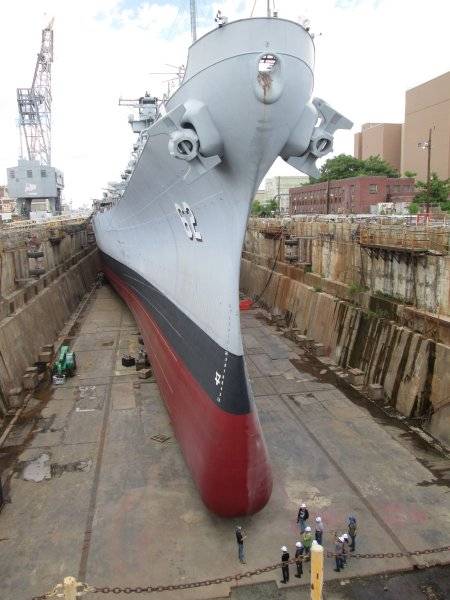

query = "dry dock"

[0,283,449,600]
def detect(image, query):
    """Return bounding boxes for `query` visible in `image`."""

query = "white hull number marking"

[215,351,229,404]
[175,202,203,241]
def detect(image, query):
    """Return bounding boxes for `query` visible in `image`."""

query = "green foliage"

[414,172,450,207]
[374,290,411,304]
[313,286,322,293]
[251,200,264,215]
[251,198,279,216]
[366,308,390,319]
[266,199,279,213]
[315,154,362,182]
[348,282,367,296]
[316,154,399,182]
[404,170,417,178]
[408,202,419,214]
[363,155,399,178]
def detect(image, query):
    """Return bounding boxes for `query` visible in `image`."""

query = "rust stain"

[257,72,272,99]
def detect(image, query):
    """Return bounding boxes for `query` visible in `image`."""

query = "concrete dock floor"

[0,284,449,600]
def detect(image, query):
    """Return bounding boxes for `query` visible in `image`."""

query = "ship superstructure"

[93,15,351,516]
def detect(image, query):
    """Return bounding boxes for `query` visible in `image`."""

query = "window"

[369,184,378,194]
[41,169,47,178]
[27,169,33,178]
[9,170,15,179]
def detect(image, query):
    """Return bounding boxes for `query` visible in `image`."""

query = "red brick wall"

[289,177,415,214]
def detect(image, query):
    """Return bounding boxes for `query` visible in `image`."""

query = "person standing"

[342,533,350,566]
[348,516,357,552]
[235,526,246,564]
[334,535,344,572]
[315,516,324,545]
[280,546,290,584]
[302,526,313,558]
[297,502,309,534]
[294,541,304,578]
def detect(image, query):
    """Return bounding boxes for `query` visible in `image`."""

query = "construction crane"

[17,19,54,166]
[7,19,64,219]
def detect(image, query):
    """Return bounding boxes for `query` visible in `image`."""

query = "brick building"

[289,176,415,215]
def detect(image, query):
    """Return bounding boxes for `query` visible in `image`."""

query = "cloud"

[0,0,448,205]
[0,0,192,206]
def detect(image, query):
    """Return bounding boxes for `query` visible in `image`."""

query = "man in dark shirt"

[294,541,304,578]
[334,536,344,572]
[235,526,246,564]
[348,516,357,551]
[280,546,290,583]
[297,502,309,533]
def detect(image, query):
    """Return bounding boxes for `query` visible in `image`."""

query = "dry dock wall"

[241,218,450,446]
[0,220,100,417]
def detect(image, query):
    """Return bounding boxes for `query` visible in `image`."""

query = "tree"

[266,199,279,214]
[362,155,398,178]
[251,200,264,215]
[251,198,279,216]
[315,154,399,182]
[316,154,363,182]
[414,173,450,208]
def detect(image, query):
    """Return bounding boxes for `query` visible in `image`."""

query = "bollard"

[310,540,324,600]
[63,577,78,600]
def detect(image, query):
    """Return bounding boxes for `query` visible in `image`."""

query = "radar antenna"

[17,19,54,166]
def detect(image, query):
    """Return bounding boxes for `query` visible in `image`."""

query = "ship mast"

[190,0,197,42]
[267,0,271,17]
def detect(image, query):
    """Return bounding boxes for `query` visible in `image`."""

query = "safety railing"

[359,225,449,254]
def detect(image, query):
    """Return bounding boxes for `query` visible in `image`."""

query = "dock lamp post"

[418,128,432,214]
[310,540,324,600]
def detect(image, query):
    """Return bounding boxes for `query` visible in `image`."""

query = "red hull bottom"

[104,266,273,517]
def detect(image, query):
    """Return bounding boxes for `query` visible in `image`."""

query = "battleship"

[92,9,352,517]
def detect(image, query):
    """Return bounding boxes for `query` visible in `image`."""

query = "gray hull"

[93,17,351,516]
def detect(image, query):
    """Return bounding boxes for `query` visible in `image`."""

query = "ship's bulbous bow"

[93,17,352,517]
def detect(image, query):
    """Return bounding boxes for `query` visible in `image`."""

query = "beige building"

[401,71,450,180]
[258,175,309,212]
[355,71,450,181]
[0,185,15,218]
[354,123,402,172]
[253,189,267,205]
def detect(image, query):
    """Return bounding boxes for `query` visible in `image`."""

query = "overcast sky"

[0,0,448,207]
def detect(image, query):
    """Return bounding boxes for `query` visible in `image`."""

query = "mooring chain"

[33,581,96,599]
[31,545,450,597]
